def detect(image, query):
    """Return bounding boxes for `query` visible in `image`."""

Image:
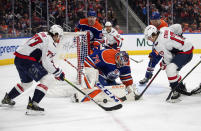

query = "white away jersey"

[16,32,59,74]
[154,28,193,64]
[102,27,123,47]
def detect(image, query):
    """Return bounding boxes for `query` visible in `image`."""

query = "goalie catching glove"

[54,68,65,81]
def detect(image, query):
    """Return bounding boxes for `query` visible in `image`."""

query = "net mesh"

[47,31,90,97]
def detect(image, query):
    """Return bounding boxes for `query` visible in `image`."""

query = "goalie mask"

[115,51,129,68]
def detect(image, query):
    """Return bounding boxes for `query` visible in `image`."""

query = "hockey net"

[47,31,90,97]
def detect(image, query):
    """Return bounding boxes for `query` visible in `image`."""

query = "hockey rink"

[0,54,201,131]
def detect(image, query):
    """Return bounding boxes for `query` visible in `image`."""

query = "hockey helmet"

[87,10,97,17]
[49,24,64,38]
[105,21,112,27]
[144,25,157,40]
[115,51,129,68]
[150,12,160,20]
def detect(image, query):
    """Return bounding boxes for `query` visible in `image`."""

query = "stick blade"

[134,95,141,100]
[99,104,123,111]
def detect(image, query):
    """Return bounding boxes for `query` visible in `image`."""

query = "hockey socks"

[32,84,48,103]
[8,84,23,99]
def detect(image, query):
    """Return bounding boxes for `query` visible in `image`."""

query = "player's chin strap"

[64,59,124,104]
[166,58,201,101]
[64,78,122,111]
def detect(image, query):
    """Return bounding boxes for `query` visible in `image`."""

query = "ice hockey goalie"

[71,48,139,103]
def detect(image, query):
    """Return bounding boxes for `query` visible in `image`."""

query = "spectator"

[115,25,124,34]
[191,23,200,33]
[183,23,192,33]
[0,0,117,38]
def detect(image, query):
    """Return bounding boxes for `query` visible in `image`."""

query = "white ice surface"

[0,55,201,131]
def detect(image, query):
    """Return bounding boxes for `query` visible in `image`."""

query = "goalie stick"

[64,59,124,103]
[166,59,201,101]
[135,68,162,100]
[64,78,122,111]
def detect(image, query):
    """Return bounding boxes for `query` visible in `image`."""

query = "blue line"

[0,37,31,40]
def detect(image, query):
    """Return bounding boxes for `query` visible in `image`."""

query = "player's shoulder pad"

[160,19,168,27]
[94,20,102,31]
[79,18,88,25]
[102,49,118,65]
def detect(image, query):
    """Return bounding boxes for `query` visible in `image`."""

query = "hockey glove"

[54,68,65,81]
[125,84,139,95]
[160,60,167,70]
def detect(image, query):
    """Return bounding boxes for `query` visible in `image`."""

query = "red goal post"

[56,31,90,85]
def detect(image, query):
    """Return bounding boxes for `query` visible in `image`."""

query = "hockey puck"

[103,99,108,103]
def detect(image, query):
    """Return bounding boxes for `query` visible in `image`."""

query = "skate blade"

[167,98,182,103]
[0,104,14,108]
[138,83,147,86]
[25,109,45,116]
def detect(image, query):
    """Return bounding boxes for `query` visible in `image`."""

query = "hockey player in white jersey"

[139,23,183,85]
[1,25,65,114]
[144,25,194,100]
[102,21,123,50]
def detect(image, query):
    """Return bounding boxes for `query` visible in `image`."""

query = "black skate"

[171,91,181,99]
[1,93,15,107]
[139,77,149,85]
[169,84,187,103]
[26,97,44,115]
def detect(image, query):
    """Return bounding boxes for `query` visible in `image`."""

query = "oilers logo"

[88,30,94,40]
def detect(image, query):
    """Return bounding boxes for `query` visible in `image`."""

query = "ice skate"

[139,77,149,85]
[26,97,44,115]
[169,84,187,103]
[1,93,15,107]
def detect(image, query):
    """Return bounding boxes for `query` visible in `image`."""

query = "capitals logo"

[159,51,164,56]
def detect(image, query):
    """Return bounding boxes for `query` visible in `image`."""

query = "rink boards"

[0,33,201,65]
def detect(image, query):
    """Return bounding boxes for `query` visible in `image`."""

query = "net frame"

[62,31,90,84]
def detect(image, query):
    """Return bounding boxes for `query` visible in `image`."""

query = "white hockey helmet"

[144,25,157,40]
[105,21,112,27]
[49,24,64,38]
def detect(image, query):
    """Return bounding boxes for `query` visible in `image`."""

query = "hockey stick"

[135,68,162,100]
[130,58,143,63]
[64,78,122,111]
[166,59,201,101]
[64,59,124,103]
[64,59,92,89]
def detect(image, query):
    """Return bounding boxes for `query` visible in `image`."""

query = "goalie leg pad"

[73,84,136,103]
[84,67,99,88]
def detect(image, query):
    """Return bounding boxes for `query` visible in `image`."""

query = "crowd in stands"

[129,0,201,33]
[0,0,118,38]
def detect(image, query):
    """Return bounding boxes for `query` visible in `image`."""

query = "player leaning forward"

[1,25,65,114]
[72,49,139,102]
[144,25,193,100]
